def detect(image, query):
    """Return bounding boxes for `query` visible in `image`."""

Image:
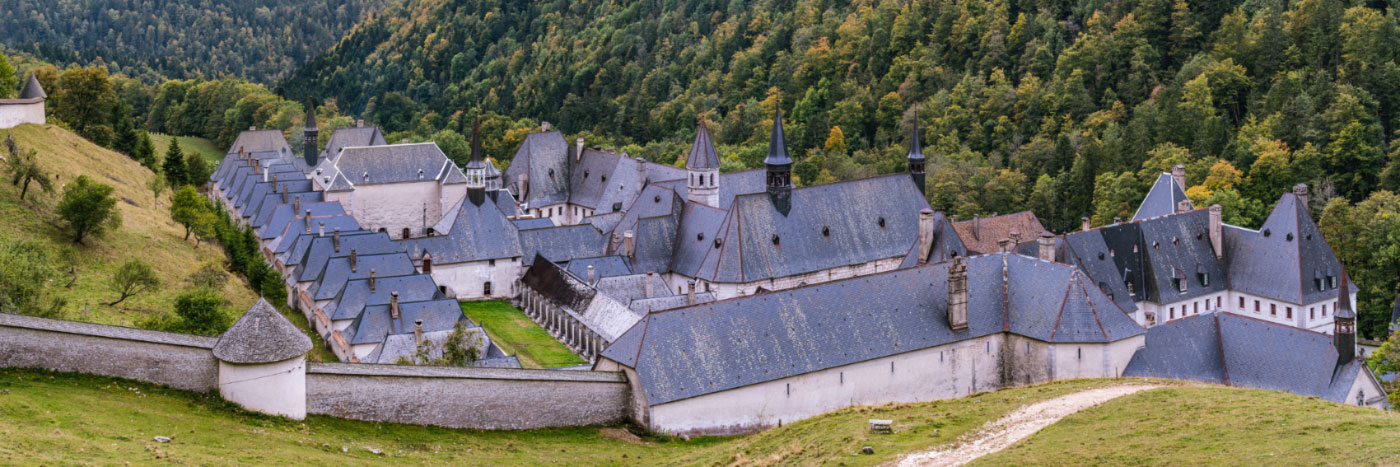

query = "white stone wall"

[1049,335,1144,380]
[668,256,906,300]
[644,334,1008,436]
[218,357,307,419]
[336,182,451,239]
[428,258,523,300]
[1342,368,1388,409]
[0,102,44,129]
[1142,290,1351,334]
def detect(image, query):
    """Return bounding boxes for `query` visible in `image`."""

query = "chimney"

[318,222,325,237]
[390,292,400,319]
[1208,204,1223,260]
[623,230,635,258]
[541,121,551,131]
[1177,199,1192,213]
[333,228,341,252]
[918,209,935,265]
[1113,216,1121,224]
[687,280,696,306]
[972,214,981,240]
[304,210,312,234]
[356,119,364,128]
[1293,183,1309,212]
[414,319,423,345]
[1009,230,1022,247]
[263,166,269,182]
[1171,164,1186,190]
[350,249,358,272]
[997,238,1011,253]
[1082,217,1091,232]
[576,138,585,162]
[369,269,377,292]
[1038,231,1055,262]
[947,257,969,331]
[586,265,596,285]
[281,188,288,204]
[293,196,301,215]
[644,271,655,298]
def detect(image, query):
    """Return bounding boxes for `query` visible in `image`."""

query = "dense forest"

[0,0,389,83]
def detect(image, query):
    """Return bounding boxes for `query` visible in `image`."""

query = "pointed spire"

[18,73,45,100]
[764,103,792,167]
[304,101,317,130]
[686,116,719,170]
[908,106,925,162]
[764,99,793,215]
[1338,269,1354,318]
[303,101,319,167]
[1336,268,1356,366]
[465,115,488,206]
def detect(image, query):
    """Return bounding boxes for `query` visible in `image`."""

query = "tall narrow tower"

[765,104,793,216]
[303,102,319,167]
[907,107,926,195]
[686,118,720,207]
[464,117,489,207]
[1335,270,1356,366]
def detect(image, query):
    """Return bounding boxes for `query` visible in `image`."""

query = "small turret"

[464,117,489,206]
[686,118,721,207]
[303,102,319,167]
[1335,270,1356,367]
[765,103,793,216]
[908,107,926,194]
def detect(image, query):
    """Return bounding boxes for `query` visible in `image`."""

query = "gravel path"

[894,384,1161,467]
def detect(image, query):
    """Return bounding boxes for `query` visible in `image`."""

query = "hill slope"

[0,124,256,325]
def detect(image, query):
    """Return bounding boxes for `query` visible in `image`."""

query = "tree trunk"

[108,293,131,306]
[19,176,30,200]
[184,226,191,241]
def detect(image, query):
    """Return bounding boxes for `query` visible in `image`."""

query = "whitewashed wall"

[0,103,44,129]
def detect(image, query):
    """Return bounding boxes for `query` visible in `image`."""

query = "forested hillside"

[0,0,390,83]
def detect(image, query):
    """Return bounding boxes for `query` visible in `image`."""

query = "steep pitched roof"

[1132,173,1191,221]
[685,121,720,169]
[398,196,522,264]
[1225,191,1351,305]
[213,298,312,364]
[226,130,294,157]
[604,253,1142,405]
[317,126,386,165]
[344,298,465,346]
[952,211,1047,255]
[18,73,45,100]
[332,143,455,186]
[505,131,571,207]
[519,224,608,266]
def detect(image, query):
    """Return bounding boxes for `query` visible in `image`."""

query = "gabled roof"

[604,253,1143,405]
[1124,311,1365,403]
[505,131,571,207]
[1225,191,1352,305]
[1133,173,1191,221]
[519,224,608,266]
[345,298,464,346]
[227,130,294,157]
[317,126,386,165]
[952,211,1046,256]
[213,298,312,364]
[685,121,720,170]
[327,274,441,322]
[331,143,455,186]
[291,231,401,283]
[565,255,634,282]
[398,196,522,264]
[308,253,418,301]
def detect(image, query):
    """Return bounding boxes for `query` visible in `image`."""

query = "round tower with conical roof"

[686,118,721,207]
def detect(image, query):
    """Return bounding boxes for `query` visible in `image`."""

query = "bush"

[187,261,228,290]
[0,239,67,317]
[56,175,122,244]
[108,259,160,306]
[172,288,230,336]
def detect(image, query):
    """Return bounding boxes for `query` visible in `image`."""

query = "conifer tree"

[162,138,186,187]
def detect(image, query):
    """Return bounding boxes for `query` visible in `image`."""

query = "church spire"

[1335,269,1356,367]
[465,116,489,206]
[908,106,926,194]
[765,102,793,215]
[303,101,319,167]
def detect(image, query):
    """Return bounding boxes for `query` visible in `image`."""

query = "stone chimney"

[349,249,357,272]
[1208,204,1223,260]
[972,214,981,240]
[1177,199,1191,213]
[356,119,364,128]
[369,269,376,293]
[1294,183,1309,211]
[293,196,301,215]
[414,319,423,345]
[644,271,655,298]
[1038,231,1055,262]
[918,209,935,265]
[318,222,325,237]
[623,230,635,258]
[390,292,400,319]
[1009,230,1022,248]
[586,265,596,285]
[687,280,696,306]
[1082,217,1091,232]
[947,257,969,331]
[541,121,551,131]
[333,228,341,252]
[281,188,288,204]
[1171,164,1186,190]
[576,138,585,162]
[304,210,312,234]
[997,238,1011,253]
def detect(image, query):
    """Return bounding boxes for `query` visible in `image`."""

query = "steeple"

[303,102,319,167]
[765,103,793,216]
[686,117,720,207]
[1335,270,1356,367]
[907,107,926,195]
[464,116,489,206]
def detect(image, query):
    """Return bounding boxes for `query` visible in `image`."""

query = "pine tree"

[162,138,187,187]
[111,101,138,155]
[133,132,157,170]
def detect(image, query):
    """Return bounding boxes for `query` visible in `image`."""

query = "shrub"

[187,261,228,290]
[172,288,230,336]
[108,259,160,306]
[56,175,122,244]
[0,239,67,317]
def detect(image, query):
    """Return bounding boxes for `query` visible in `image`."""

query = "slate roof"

[519,224,608,266]
[512,217,554,230]
[519,257,644,342]
[269,215,363,255]
[212,298,313,364]
[603,253,1143,404]
[327,274,442,322]
[18,73,45,100]
[318,127,385,164]
[565,256,634,282]
[1135,209,1228,303]
[718,169,767,210]
[505,131,572,207]
[1132,173,1191,221]
[308,253,418,301]
[344,298,464,346]
[227,130,294,158]
[568,149,651,211]
[685,122,720,169]
[331,143,458,185]
[693,174,931,283]
[1124,311,1369,403]
[899,210,969,266]
[256,201,341,238]
[398,196,522,264]
[1225,191,1353,305]
[952,211,1047,255]
[289,231,402,283]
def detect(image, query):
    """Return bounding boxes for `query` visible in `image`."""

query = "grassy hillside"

[976,385,1400,465]
[0,124,257,325]
[151,134,225,166]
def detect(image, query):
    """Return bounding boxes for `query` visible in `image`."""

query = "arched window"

[402,228,411,239]
[484,281,493,296]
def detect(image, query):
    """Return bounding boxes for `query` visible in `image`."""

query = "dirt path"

[894,384,1161,467]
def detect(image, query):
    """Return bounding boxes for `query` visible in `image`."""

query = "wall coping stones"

[0,312,217,349]
[308,362,625,383]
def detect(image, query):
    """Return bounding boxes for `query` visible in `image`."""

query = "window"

[1324,304,1329,317]
[1194,302,1200,314]
[484,281,492,296]
[1286,307,1293,320]
[1170,307,1175,320]
[1270,304,1277,316]
[402,228,411,239]
[488,259,496,267]
[1311,307,1316,320]
[1216,297,1221,309]
[422,258,432,274]
[1254,300,1260,312]
[1239,297,1245,309]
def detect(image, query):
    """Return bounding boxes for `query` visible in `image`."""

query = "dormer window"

[822,226,830,238]
[697,233,705,241]
[1125,278,1135,296]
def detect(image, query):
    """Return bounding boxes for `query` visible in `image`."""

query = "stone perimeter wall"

[306,363,629,430]
[0,313,630,430]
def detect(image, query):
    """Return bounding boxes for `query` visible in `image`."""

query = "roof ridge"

[1048,265,1074,342]
[1214,312,1230,386]
[1078,274,1110,341]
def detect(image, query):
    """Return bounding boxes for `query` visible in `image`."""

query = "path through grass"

[459,301,586,369]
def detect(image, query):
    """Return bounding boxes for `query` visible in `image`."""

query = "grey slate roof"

[717,170,767,210]
[1136,209,1228,303]
[344,298,464,346]
[685,122,720,169]
[270,215,363,255]
[327,274,443,322]
[1225,191,1352,305]
[398,196,522,264]
[512,217,554,230]
[506,131,572,207]
[565,256,634,282]
[519,224,608,266]
[694,174,931,283]
[227,130,294,158]
[1124,311,1368,403]
[318,127,385,164]
[308,253,418,301]
[1132,173,1191,221]
[332,143,457,185]
[603,253,1143,404]
[18,73,45,100]
[255,200,339,237]
[290,231,402,283]
[213,298,313,364]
